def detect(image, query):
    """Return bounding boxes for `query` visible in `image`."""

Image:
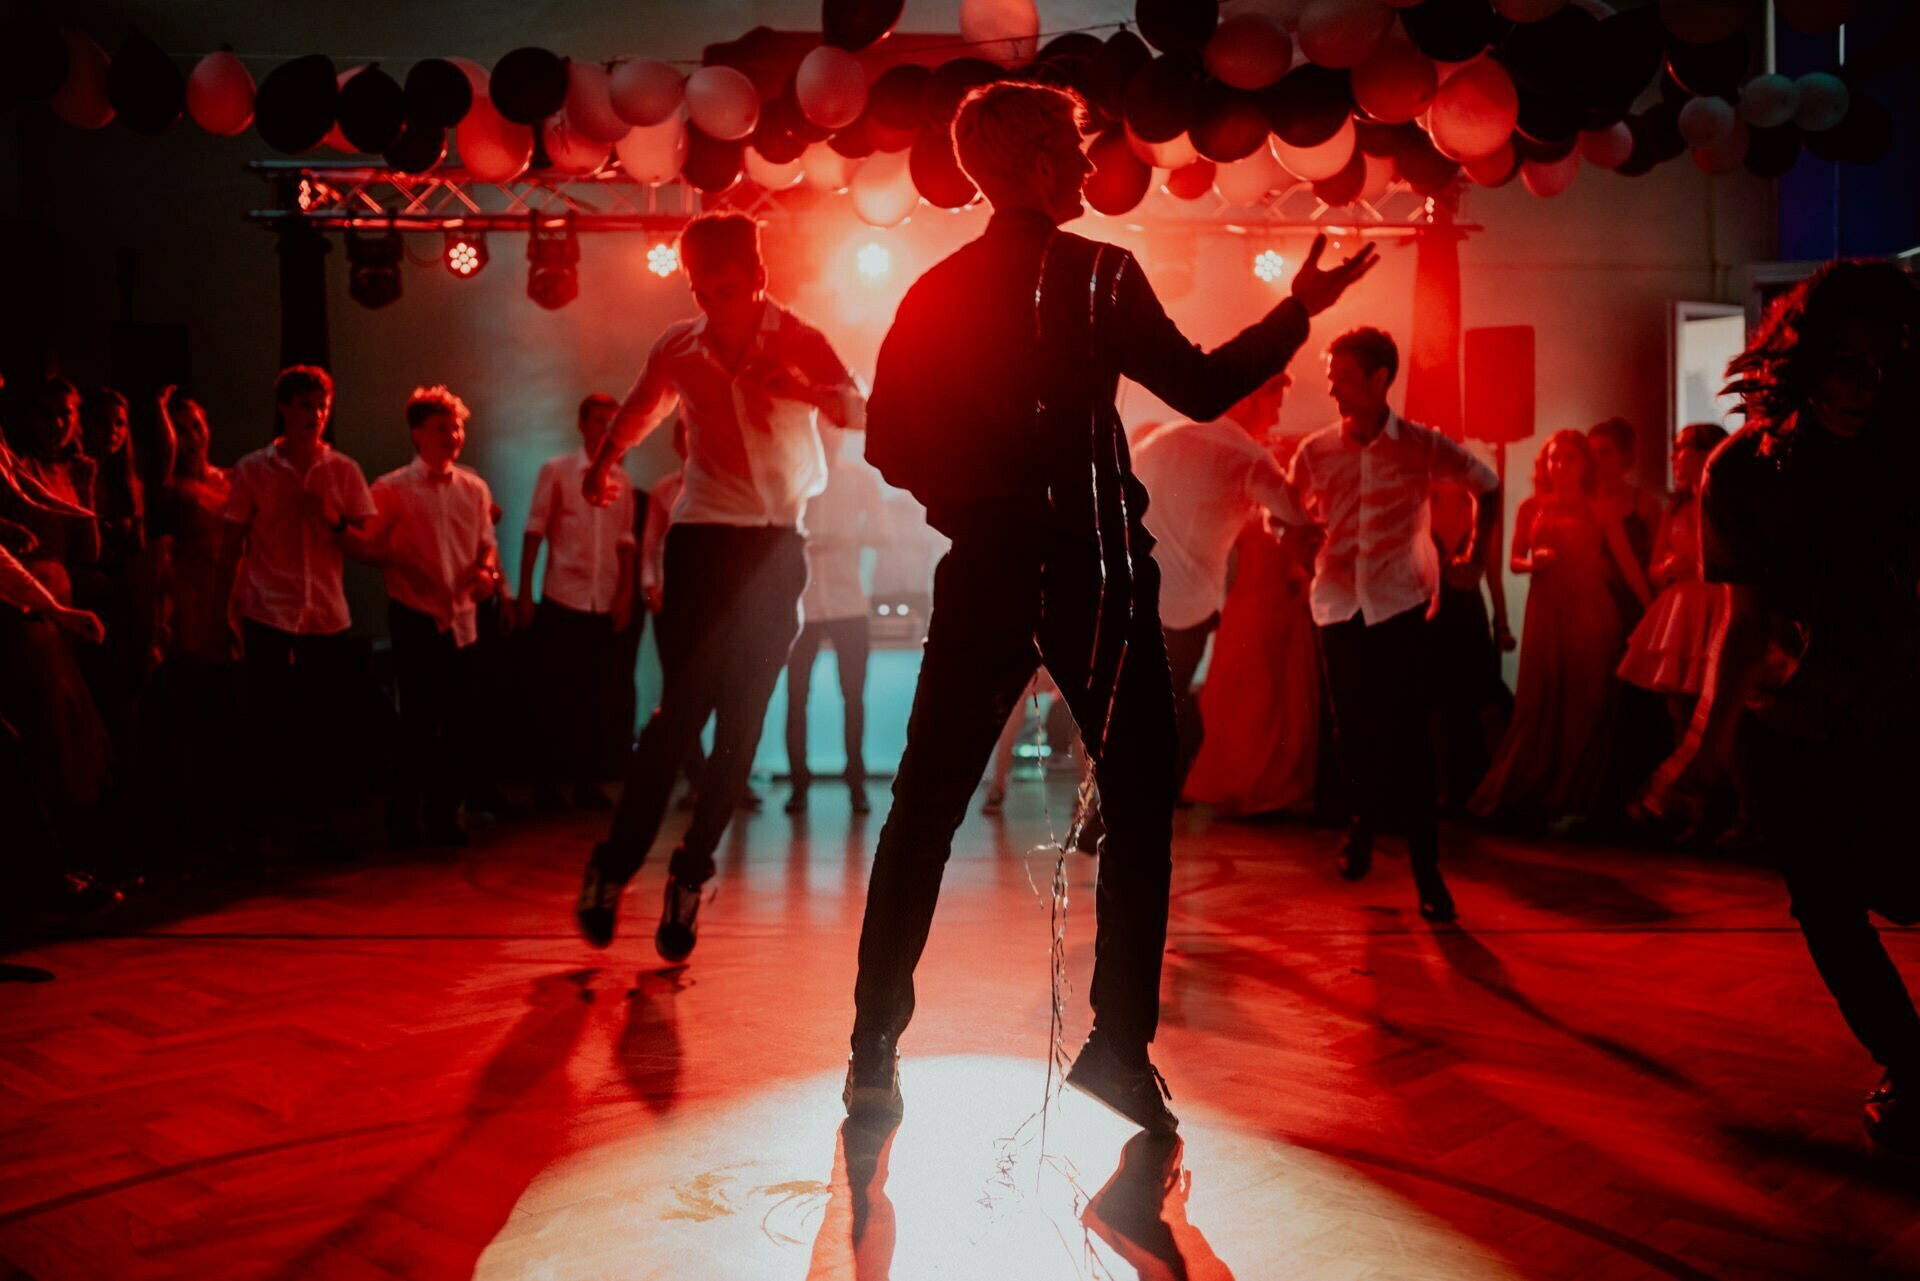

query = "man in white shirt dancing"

[1289,327,1502,922]
[574,212,865,963]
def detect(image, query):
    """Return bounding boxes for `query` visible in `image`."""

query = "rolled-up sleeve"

[1244,450,1309,527]
[1430,432,1499,494]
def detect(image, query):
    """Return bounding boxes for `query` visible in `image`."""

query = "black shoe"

[842,1033,905,1119]
[1066,1034,1178,1134]
[849,782,871,814]
[1338,826,1373,881]
[574,847,622,949]
[785,785,809,814]
[1415,866,1457,923]
[573,784,614,811]
[655,874,701,963]
[1866,1073,1920,1154]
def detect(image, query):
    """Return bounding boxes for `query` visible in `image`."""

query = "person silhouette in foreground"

[845,80,1376,1133]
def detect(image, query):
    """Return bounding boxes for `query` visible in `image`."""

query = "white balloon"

[1296,0,1395,70]
[1273,116,1356,179]
[1428,56,1518,160]
[1127,126,1199,169]
[802,140,860,192]
[52,30,115,130]
[542,112,611,174]
[1216,143,1288,205]
[563,61,630,144]
[1677,95,1736,149]
[1520,151,1579,197]
[961,0,1042,66]
[610,58,684,127]
[1579,121,1633,169]
[746,148,805,190]
[1793,72,1848,133]
[1223,0,1312,29]
[1205,13,1295,90]
[852,149,919,226]
[795,46,869,131]
[325,67,363,153]
[684,65,760,141]
[613,114,689,185]
[1737,74,1798,129]
[1358,149,1396,200]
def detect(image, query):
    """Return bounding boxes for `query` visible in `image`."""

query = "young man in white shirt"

[1289,327,1503,922]
[1132,370,1307,789]
[368,385,498,846]
[575,211,865,963]
[217,365,380,851]
[785,427,890,816]
[519,393,636,810]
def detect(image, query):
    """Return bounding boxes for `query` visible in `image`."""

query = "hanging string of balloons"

[4,0,1902,224]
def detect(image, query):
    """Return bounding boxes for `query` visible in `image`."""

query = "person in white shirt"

[575,211,865,963]
[367,385,498,846]
[785,427,890,815]
[1289,327,1502,922]
[216,365,380,851]
[518,393,636,811]
[1132,370,1307,789]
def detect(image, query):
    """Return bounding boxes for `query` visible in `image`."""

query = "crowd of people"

[4,77,1916,1149]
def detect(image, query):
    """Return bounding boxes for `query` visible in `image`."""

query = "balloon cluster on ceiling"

[4,0,1899,223]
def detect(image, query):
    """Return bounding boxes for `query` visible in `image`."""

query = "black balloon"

[1136,0,1219,57]
[922,56,1001,125]
[255,54,338,154]
[1261,65,1351,148]
[909,126,978,208]
[338,64,406,153]
[1040,31,1107,63]
[1191,85,1269,162]
[1397,134,1462,194]
[1355,118,1421,157]
[683,124,745,192]
[1313,149,1368,205]
[827,112,875,158]
[491,47,569,125]
[1497,6,1596,94]
[1085,125,1152,214]
[823,0,905,51]
[1091,30,1153,120]
[405,59,473,128]
[1666,27,1749,98]
[1585,7,1664,120]
[1743,122,1802,177]
[753,111,809,163]
[107,29,185,133]
[1,11,68,106]
[1124,55,1201,144]
[870,63,931,131]
[1804,93,1894,165]
[384,118,446,173]
[765,83,833,144]
[1404,0,1503,63]
[1640,99,1688,162]
[1512,130,1577,162]
[1515,87,1583,144]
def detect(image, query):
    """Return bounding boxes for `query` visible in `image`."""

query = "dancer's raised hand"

[1289,234,1380,317]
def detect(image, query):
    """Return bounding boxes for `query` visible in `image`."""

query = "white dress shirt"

[371,456,496,648]
[224,441,379,636]
[1134,418,1309,631]
[801,458,889,624]
[526,448,636,614]
[614,301,865,532]
[1289,411,1499,627]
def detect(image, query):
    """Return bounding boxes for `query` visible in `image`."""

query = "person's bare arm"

[588,352,679,506]
[1508,498,1541,574]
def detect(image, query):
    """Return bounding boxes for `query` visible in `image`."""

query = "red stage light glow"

[646,241,679,278]
[1253,248,1286,283]
[444,228,487,278]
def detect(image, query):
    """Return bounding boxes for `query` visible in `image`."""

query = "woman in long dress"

[1470,430,1642,822]
[1183,441,1320,817]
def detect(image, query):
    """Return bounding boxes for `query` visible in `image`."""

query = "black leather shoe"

[1338,826,1373,881]
[1067,1034,1178,1134]
[1415,866,1457,923]
[574,847,621,949]
[842,1033,905,1119]
[655,875,701,963]
[1866,1073,1920,1154]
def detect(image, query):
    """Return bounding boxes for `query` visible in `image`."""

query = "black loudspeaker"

[1463,325,1535,445]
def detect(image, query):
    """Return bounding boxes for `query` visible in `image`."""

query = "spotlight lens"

[1253,250,1285,284]
[647,242,679,278]
[856,242,891,281]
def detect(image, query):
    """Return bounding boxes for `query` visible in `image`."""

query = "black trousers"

[853,532,1176,1049]
[600,524,807,887]
[535,599,622,788]
[1163,613,1218,793]
[1746,719,1920,1077]
[1319,606,1439,866]
[785,615,872,787]
[387,602,474,831]
[242,620,358,833]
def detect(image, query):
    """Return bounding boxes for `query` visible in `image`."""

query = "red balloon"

[1165,158,1218,199]
[1191,88,1272,161]
[1086,125,1154,213]
[909,127,979,207]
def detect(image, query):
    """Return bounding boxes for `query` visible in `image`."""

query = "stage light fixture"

[527,219,580,310]
[444,228,487,279]
[347,226,404,309]
[646,241,679,278]
[855,241,891,282]
[1253,249,1286,284]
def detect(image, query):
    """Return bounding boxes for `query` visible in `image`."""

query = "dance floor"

[4,782,1919,1280]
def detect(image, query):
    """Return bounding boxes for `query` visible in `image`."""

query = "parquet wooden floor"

[3,782,1918,1279]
